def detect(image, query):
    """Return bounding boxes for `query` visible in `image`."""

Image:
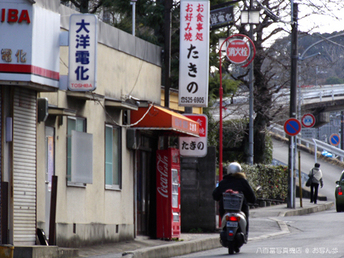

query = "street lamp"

[130,0,137,36]
[241,9,260,24]
[241,2,260,165]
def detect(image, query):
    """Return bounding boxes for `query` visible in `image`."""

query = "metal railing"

[213,84,344,107]
[269,123,344,162]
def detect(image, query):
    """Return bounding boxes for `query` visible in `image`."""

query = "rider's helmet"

[227,162,242,175]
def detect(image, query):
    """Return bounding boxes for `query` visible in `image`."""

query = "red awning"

[130,105,199,137]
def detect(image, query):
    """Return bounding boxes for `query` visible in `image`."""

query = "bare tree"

[224,0,344,163]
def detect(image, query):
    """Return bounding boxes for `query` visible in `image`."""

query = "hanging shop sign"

[179,114,208,157]
[68,14,98,91]
[210,5,234,29]
[179,0,210,107]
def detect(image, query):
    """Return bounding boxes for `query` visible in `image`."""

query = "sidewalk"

[75,198,334,258]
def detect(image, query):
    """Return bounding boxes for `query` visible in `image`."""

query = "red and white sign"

[0,3,60,88]
[179,114,207,157]
[226,39,250,64]
[301,113,316,128]
[178,0,210,107]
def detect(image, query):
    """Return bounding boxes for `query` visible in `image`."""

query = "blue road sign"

[329,133,340,146]
[284,118,301,136]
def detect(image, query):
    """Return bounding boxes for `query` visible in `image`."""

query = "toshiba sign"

[0,2,60,88]
[1,8,31,23]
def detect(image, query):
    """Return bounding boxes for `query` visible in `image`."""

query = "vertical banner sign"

[68,14,97,91]
[179,114,208,157]
[179,0,210,107]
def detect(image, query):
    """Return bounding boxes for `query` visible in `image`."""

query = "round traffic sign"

[301,113,316,128]
[226,39,250,64]
[284,118,301,136]
[329,133,340,146]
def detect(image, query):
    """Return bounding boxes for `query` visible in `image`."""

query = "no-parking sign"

[301,113,316,128]
[329,133,340,146]
[284,118,301,136]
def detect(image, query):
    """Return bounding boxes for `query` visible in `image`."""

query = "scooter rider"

[213,162,256,237]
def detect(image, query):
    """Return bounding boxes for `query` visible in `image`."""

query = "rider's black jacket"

[212,172,256,217]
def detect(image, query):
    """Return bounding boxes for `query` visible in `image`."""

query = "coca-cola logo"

[157,153,169,198]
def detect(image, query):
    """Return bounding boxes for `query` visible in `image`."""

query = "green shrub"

[243,164,288,201]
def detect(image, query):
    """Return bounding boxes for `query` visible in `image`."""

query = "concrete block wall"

[180,147,217,233]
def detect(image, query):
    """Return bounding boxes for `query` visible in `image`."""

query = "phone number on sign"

[180,97,205,104]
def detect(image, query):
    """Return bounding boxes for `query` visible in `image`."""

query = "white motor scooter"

[219,189,247,255]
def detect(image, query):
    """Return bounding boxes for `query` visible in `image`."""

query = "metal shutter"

[13,88,37,245]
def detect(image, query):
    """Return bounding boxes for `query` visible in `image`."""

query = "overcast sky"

[297,0,344,34]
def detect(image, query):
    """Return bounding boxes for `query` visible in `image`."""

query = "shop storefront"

[0,0,60,245]
[131,104,199,238]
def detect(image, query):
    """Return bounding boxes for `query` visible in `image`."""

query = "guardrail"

[269,123,344,162]
[214,84,344,107]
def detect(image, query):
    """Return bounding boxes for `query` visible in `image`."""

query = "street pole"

[130,0,137,36]
[342,111,344,150]
[248,0,254,165]
[219,45,224,183]
[164,0,172,108]
[288,2,298,208]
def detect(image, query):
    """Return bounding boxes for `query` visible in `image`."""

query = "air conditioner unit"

[126,128,141,150]
[38,98,49,123]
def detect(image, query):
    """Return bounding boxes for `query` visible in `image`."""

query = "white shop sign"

[68,14,98,91]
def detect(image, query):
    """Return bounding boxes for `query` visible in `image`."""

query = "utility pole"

[248,0,254,165]
[341,111,344,150]
[288,2,298,208]
[164,0,172,108]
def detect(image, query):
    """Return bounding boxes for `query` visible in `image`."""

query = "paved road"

[174,209,342,257]
[272,138,342,202]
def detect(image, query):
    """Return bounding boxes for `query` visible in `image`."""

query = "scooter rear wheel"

[228,242,235,254]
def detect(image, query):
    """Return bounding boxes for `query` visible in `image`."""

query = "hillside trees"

[216,0,344,163]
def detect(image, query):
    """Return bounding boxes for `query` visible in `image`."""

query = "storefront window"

[105,124,122,190]
[67,117,86,185]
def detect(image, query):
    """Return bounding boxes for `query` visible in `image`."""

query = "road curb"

[122,236,221,258]
[281,202,334,217]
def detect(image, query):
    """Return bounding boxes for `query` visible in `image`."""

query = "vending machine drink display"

[156,148,181,239]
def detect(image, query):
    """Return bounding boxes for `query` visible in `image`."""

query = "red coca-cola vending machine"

[156,148,181,239]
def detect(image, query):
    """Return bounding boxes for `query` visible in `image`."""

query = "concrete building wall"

[36,4,162,247]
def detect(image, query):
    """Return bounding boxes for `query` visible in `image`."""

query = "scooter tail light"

[226,215,240,222]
